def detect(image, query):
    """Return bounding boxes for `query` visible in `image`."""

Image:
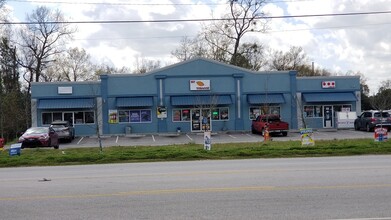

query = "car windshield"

[25,127,48,134]
[374,112,390,118]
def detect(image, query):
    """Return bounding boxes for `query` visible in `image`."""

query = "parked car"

[50,120,75,142]
[18,127,59,149]
[251,114,289,136]
[354,110,391,132]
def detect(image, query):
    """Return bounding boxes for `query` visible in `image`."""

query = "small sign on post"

[300,128,315,146]
[9,143,22,156]
[204,131,211,151]
[374,127,388,142]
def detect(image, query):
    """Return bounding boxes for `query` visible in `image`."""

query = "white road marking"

[152,135,155,142]
[116,136,119,143]
[186,134,193,141]
[229,135,237,139]
[329,218,391,220]
[77,137,84,145]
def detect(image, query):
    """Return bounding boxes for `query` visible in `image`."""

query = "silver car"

[50,121,75,142]
[354,111,391,132]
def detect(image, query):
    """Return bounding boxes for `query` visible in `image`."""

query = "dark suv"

[50,121,75,142]
[354,111,391,132]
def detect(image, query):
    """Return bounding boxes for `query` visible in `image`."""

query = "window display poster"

[109,109,118,124]
[140,110,151,122]
[130,110,141,122]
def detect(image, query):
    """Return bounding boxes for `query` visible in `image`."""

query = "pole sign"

[204,131,211,151]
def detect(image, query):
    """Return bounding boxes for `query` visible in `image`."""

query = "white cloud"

[4,0,391,93]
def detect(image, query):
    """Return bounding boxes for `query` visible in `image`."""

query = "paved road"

[59,129,375,149]
[1,155,391,219]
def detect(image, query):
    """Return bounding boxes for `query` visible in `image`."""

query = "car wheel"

[251,126,256,134]
[54,144,59,149]
[366,124,371,132]
[354,123,359,131]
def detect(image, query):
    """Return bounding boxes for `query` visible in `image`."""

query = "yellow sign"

[300,128,315,146]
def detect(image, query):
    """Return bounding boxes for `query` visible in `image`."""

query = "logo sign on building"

[190,80,210,91]
[322,81,336,89]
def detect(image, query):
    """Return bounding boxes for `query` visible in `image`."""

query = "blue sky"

[3,0,391,93]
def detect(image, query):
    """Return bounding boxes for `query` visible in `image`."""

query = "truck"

[251,114,289,136]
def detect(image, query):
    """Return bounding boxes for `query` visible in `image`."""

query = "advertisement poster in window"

[140,110,151,122]
[130,110,141,122]
[173,110,181,121]
[109,110,118,124]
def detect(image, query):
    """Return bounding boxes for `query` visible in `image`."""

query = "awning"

[302,92,357,102]
[171,95,232,106]
[38,98,94,109]
[247,94,285,104]
[116,97,153,107]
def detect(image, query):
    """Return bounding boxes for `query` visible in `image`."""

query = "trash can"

[177,127,181,133]
[125,126,132,135]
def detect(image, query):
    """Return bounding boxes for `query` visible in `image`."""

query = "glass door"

[191,109,201,132]
[323,105,333,128]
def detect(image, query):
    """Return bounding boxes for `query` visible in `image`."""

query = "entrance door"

[64,112,74,125]
[191,109,212,132]
[323,105,333,128]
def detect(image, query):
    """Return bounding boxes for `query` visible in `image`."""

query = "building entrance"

[191,109,211,132]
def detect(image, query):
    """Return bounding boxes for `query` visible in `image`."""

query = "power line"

[7,0,227,6]
[71,21,391,41]
[2,10,391,25]
[7,0,314,6]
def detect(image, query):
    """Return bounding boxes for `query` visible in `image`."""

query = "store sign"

[190,80,210,91]
[109,109,118,124]
[58,86,73,94]
[322,81,336,89]
[157,106,167,119]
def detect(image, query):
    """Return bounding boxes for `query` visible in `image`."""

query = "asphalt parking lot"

[59,129,376,149]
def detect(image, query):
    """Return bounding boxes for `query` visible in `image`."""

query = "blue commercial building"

[31,58,361,136]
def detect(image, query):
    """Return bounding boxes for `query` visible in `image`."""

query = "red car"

[18,127,59,149]
[251,114,289,136]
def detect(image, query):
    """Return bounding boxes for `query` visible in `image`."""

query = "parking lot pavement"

[58,129,378,149]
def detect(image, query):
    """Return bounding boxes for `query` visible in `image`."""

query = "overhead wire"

[2,10,391,25]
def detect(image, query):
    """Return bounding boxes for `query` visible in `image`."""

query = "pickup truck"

[251,114,289,136]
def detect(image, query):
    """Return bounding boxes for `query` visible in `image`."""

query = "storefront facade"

[31,58,361,136]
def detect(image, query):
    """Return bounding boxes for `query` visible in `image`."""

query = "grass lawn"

[1,139,391,168]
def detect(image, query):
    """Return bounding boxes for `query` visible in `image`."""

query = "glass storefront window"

[249,106,280,120]
[119,111,129,123]
[182,109,190,121]
[220,108,229,120]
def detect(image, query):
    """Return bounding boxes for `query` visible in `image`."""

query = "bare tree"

[93,64,131,76]
[133,57,161,74]
[268,46,308,71]
[370,79,391,111]
[172,0,269,68]
[17,6,76,93]
[46,47,96,82]
[226,0,269,66]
